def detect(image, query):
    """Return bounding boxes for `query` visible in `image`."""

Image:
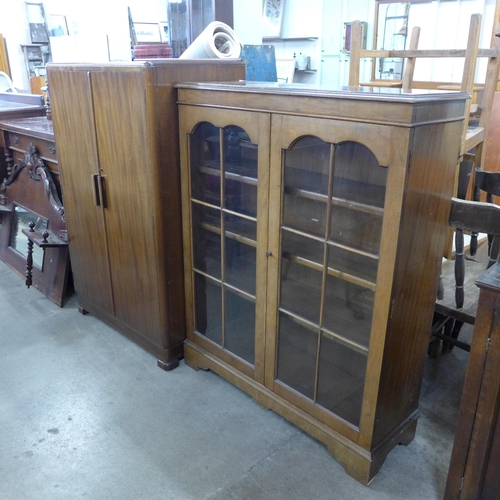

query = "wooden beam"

[0,34,11,77]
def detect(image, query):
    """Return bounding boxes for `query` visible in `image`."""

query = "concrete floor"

[0,260,469,500]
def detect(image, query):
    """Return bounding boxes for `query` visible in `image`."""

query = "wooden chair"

[348,17,500,354]
[432,179,500,355]
[349,15,500,188]
[29,76,46,97]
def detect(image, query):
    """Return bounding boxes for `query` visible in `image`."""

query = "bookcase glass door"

[276,136,387,427]
[189,122,259,367]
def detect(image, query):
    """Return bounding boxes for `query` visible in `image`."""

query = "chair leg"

[429,312,448,357]
[441,318,455,354]
[448,319,465,352]
[428,336,441,358]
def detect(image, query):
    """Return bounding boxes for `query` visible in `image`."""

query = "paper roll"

[179,21,242,59]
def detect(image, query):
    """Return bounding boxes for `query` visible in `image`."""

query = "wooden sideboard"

[0,116,70,306]
[0,117,57,177]
[0,92,45,120]
[177,82,468,484]
[445,262,500,499]
[0,92,46,181]
[47,60,245,370]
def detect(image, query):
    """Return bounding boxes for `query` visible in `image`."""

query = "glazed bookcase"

[177,82,467,483]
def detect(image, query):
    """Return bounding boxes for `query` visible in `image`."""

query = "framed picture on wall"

[276,58,295,83]
[134,23,162,43]
[49,15,69,37]
[160,22,170,43]
[65,16,81,36]
[262,0,286,39]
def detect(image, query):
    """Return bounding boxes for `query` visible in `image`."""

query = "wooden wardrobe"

[47,60,245,370]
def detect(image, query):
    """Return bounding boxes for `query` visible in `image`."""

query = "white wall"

[0,0,167,90]
[0,0,32,90]
[404,0,496,84]
[320,0,498,89]
[265,0,323,84]
[2,0,258,90]
[233,0,263,44]
[1,0,497,90]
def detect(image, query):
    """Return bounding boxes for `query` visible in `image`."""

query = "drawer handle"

[12,135,19,144]
[48,145,56,154]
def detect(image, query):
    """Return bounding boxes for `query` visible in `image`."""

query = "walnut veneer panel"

[445,263,500,499]
[47,70,113,315]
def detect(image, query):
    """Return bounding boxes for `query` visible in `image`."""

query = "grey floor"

[0,260,469,500]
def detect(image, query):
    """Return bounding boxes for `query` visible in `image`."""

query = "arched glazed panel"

[188,121,259,367]
[277,136,387,427]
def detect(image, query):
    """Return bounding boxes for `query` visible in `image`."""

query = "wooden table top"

[0,116,53,140]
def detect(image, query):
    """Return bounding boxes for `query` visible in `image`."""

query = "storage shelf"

[282,251,376,291]
[201,222,256,247]
[263,37,318,42]
[286,186,384,217]
[199,163,258,186]
[285,172,386,209]
[193,256,257,299]
[279,279,373,350]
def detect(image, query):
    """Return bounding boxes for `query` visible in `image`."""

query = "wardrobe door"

[90,69,162,340]
[49,69,113,314]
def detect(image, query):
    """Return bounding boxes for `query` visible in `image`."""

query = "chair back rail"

[432,194,500,355]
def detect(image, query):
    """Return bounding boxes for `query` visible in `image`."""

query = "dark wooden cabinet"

[177,82,468,483]
[47,60,245,370]
[0,116,70,306]
[445,262,500,499]
[0,93,46,181]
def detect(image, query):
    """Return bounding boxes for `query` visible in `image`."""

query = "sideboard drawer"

[6,131,57,164]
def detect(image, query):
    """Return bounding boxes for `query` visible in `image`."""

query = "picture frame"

[276,58,295,83]
[159,22,170,44]
[49,14,69,37]
[262,0,286,39]
[134,22,162,44]
[65,16,81,36]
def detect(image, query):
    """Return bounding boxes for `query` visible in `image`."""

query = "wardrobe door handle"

[99,175,107,209]
[92,174,101,206]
